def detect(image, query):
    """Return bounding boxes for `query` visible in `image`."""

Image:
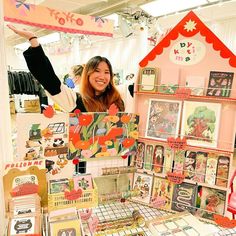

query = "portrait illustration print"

[145,99,182,141]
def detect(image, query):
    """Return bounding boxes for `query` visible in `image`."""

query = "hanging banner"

[4,0,114,37]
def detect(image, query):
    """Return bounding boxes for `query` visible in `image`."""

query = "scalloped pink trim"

[139,11,236,68]
[4,17,113,37]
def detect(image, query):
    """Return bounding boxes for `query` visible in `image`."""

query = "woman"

[7,24,125,112]
[64,64,84,92]
[70,64,84,92]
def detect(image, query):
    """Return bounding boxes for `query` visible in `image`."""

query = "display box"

[48,180,98,212]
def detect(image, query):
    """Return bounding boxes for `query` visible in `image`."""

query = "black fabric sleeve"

[23,45,61,95]
[71,93,87,112]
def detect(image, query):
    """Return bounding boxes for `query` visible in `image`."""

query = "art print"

[145,99,182,141]
[10,217,35,235]
[69,112,139,159]
[205,154,218,185]
[193,152,207,183]
[171,182,197,214]
[73,174,93,190]
[173,150,185,174]
[49,178,69,194]
[215,156,230,187]
[135,142,145,169]
[181,101,221,148]
[16,113,73,180]
[183,151,196,180]
[206,71,234,97]
[144,144,153,171]
[138,67,158,92]
[132,173,153,204]
[151,177,174,209]
[196,186,226,220]
[152,145,164,173]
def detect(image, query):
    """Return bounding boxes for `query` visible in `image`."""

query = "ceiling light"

[140,0,207,17]
[14,32,61,50]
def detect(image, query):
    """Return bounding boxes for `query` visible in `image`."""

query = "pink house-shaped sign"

[136,11,236,152]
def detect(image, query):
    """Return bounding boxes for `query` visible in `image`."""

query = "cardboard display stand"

[134,11,236,221]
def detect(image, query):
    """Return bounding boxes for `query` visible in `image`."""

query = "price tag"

[175,88,191,99]
[64,188,82,200]
[167,172,185,184]
[10,183,39,197]
[214,214,236,228]
[151,197,166,208]
[167,137,187,150]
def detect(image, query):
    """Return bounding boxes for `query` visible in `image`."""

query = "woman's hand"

[7,24,40,47]
[7,24,36,39]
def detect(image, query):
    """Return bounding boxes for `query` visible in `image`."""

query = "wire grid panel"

[92,201,172,236]
[86,157,129,177]
[82,201,236,236]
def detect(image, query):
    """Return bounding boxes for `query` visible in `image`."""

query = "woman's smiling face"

[89,61,111,95]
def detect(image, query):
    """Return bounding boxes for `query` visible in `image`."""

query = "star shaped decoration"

[184,19,197,32]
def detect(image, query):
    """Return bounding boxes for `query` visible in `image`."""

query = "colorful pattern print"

[69,112,139,159]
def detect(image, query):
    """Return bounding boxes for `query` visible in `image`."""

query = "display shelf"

[136,168,166,178]
[136,167,228,192]
[183,179,228,192]
[133,10,236,222]
[135,91,236,103]
[138,137,234,155]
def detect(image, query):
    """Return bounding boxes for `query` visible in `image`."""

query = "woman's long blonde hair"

[80,56,125,112]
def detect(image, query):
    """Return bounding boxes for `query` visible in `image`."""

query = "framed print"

[145,99,182,141]
[181,101,221,148]
[138,67,158,92]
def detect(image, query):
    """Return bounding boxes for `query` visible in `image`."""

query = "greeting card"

[196,186,226,220]
[49,178,70,194]
[206,71,234,97]
[73,174,93,190]
[151,177,174,209]
[152,145,164,173]
[144,144,153,171]
[193,152,207,183]
[132,173,153,204]
[171,182,197,214]
[215,155,230,187]
[50,218,81,236]
[159,67,180,94]
[185,75,205,96]
[135,142,145,169]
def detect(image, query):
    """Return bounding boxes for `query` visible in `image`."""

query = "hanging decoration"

[4,0,114,37]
